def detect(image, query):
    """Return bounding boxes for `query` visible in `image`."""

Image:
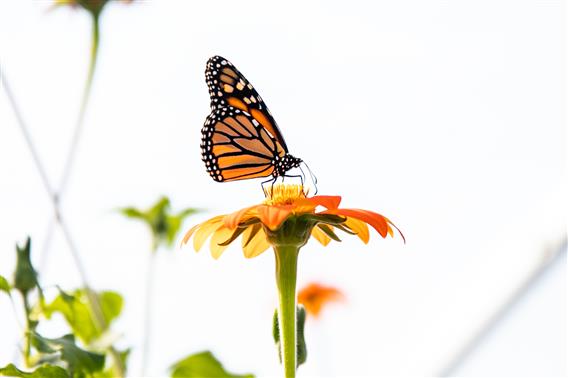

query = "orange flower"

[298,283,345,317]
[181,184,404,259]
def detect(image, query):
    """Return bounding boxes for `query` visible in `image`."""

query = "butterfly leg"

[261,176,278,197]
[282,174,305,194]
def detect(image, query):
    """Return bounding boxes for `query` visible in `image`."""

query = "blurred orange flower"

[298,283,345,317]
[181,184,404,259]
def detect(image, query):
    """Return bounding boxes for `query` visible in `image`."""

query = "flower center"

[263,184,307,206]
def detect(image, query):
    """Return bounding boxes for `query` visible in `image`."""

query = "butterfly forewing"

[205,55,289,152]
[201,106,286,182]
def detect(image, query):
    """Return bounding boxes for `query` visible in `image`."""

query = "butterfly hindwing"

[205,55,289,152]
[201,106,287,182]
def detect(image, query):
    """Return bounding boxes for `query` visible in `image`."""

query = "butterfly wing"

[205,55,289,152]
[201,106,286,182]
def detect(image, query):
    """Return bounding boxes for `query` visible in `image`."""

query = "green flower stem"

[274,245,300,378]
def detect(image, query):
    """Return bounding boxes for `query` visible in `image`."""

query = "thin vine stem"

[2,14,125,377]
[39,12,100,271]
[141,250,157,376]
[22,294,32,368]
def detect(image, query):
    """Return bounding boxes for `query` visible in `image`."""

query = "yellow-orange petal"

[193,215,225,251]
[224,205,260,229]
[308,195,342,210]
[257,204,294,231]
[209,225,233,259]
[181,223,200,246]
[344,217,370,244]
[311,226,331,246]
[243,227,271,258]
[329,209,389,238]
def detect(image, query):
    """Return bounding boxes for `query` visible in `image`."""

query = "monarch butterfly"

[200,56,309,187]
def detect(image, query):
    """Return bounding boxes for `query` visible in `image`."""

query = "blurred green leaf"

[0,363,68,378]
[120,208,146,220]
[273,306,307,368]
[296,306,307,367]
[0,275,10,295]
[93,349,130,378]
[32,333,105,377]
[43,289,123,344]
[170,351,253,378]
[120,196,200,251]
[14,237,38,295]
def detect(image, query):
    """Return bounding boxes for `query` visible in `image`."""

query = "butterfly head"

[273,154,302,177]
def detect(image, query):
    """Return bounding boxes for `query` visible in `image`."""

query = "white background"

[0,0,566,376]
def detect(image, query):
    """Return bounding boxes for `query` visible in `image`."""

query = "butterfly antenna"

[301,161,318,195]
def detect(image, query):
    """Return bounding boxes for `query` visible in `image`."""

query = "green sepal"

[242,224,261,247]
[273,305,308,368]
[317,224,342,242]
[14,237,39,295]
[218,227,248,247]
[0,363,68,378]
[302,213,346,226]
[170,351,253,378]
[333,223,358,235]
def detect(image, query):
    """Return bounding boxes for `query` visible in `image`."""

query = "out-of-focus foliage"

[32,334,105,377]
[54,0,134,17]
[170,351,254,378]
[92,349,130,378]
[0,238,126,378]
[120,196,200,251]
[0,363,68,378]
[0,275,10,295]
[14,237,39,296]
[43,289,123,344]
[273,306,307,368]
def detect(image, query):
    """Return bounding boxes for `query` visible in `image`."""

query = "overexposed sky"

[0,0,565,376]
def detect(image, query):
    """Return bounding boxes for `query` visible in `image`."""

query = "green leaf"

[43,289,123,344]
[0,275,11,295]
[31,334,105,377]
[170,351,253,378]
[14,237,39,295]
[0,363,68,378]
[273,306,308,368]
